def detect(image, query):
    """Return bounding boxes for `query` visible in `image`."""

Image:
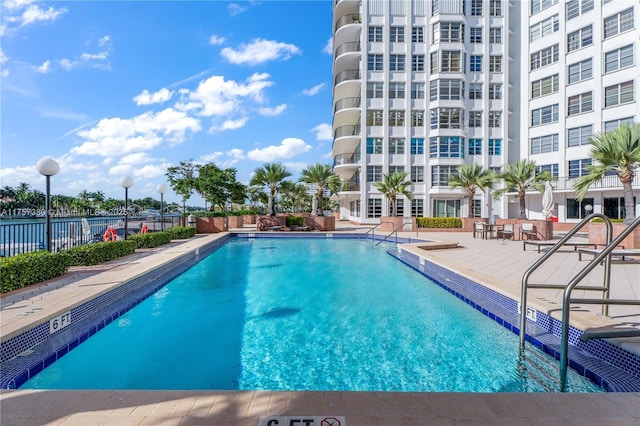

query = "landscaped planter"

[227,216,244,229]
[378,216,416,232]
[195,217,228,233]
[304,215,335,231]
[588,223,640,249]
[242,214,256,225]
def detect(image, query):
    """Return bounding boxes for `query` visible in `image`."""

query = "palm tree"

[281,181,310,213]
[449,163,495,218]
[574,122,640,225]
[299,163,341,216]
[373,171,412,216]
[249,163,291,216]
[90,190,106,208]
[493,159,552,219]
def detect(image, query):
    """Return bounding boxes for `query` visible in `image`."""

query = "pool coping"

[1,232,639,392]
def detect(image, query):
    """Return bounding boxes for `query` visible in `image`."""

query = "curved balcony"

[332,125,361,157]
[333,152,361,179]
[334,97,360,114]
[333,152,361,167]
[335,41,361,58]
[334,124,360,138]
[334,69,361,86]
[335,13,362,32]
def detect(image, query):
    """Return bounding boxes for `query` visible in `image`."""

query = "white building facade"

[331,0,640,224]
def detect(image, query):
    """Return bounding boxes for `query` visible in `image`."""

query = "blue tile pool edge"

[389,246,640,392]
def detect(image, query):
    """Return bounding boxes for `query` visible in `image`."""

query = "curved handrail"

[519,213,613,351]
[362,221,393,241]
[559,215,640,390]
[375,222,406,245]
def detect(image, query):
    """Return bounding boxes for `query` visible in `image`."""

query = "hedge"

[286,215,304,227]
[129,231,172,249]
[167,226,197,239]
[0,251,73,293]
[416,217,463,228]
[66,240,137,266]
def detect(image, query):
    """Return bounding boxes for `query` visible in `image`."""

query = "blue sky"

[1,0,334,205]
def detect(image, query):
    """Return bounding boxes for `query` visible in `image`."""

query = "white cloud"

[228,3,246,16]
[97,35,111,47]
[80,51,108,61]
[258,104,286,116]
[134,164,167,179]
[1,69,9,78]
[72,108,201,156]
[302,83,325,96]
[200,152,223,163]
[20,4,66,27]
[34,60,50,73]
[3,0,36,11]
[247,137,311,162]
[119,153,153,165]
[0,48,8,64]
[209,34,226,45]
[227,148,245,160]
[323,37,333,54]
[221,38,301,66]
[283,161,307,173]
[133,88,174,106]
[108,164,133,177]
[213,117,248,131]
[59,58,73,71]
[311,123,332,141]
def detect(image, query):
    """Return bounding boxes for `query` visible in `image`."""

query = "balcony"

[335,13,361,32]
[334,69,361,86]
[333,152,361,167]
[334,41,361,58]
[334,97,360,114]
[334,124,361,138]
[551,173,640,192]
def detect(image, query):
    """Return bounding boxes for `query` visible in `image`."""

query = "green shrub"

[66,240,137,266]
[0,251,73,293]
[129,231,173,249]
[228,209,259,216]
[189,211,227,218]
[167,226,196,240]
[416,217,462,228]
[591,218,624,223]
[286,215,305,227]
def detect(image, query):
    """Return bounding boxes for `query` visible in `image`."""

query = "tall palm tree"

[281,181,310,213]
[574,122,640,225]
[249,163,291,216]
[493,159,551,219]
[373,171,412,216]
[299,163,341,215]
[90,190,106,208]
[449,163,495,218]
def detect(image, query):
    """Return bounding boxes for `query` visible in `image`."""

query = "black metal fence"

[0,216,181,257]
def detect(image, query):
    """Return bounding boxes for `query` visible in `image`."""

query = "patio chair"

[473,222,486,239]
[520,222,536,240]
[501,223,514,241]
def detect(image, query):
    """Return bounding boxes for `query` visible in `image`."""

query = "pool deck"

[1,222,639,425]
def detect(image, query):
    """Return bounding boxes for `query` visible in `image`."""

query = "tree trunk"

[391,196,396,217]
[519,191,527,219]
[467,189,475,218]
[268,194,275,216]
[622,180,635,225]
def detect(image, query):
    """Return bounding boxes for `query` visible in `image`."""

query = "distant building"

[331,0,640,224]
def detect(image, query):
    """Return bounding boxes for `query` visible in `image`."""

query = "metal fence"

[0,216,181,257]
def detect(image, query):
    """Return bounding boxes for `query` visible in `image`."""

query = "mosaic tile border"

[1,234,637,392]
[390,247,640,392]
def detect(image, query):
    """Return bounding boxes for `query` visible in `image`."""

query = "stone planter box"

[304,215,335,231]
[227,216,244,229]
[378,216,416,232]
[588,223,640,249]
[195,216,228,233]
[242,215,256,225]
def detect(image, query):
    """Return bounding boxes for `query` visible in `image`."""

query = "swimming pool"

[20,238,602,392]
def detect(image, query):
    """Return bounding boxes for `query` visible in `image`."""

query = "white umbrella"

[311,196,318,216]
[541,181,554,219]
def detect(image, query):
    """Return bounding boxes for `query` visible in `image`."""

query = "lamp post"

[120,176,134,240]
[156,184,168,231]
[35,157,60,252]
[584,204,593,218]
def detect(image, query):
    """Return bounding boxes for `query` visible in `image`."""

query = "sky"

[1,0,335,205]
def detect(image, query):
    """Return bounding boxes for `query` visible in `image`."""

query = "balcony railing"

[334,97,361,113]
[334,124,361,138]
[340,178,361,192]
[333,152,361,167]
[335,13,362,31]
[335,41,361,57]
[334,69,361,85]
[551,173,640,191]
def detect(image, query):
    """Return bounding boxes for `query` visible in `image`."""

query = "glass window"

[470,55,482,72]
[366,82,384,98]
[411,110,424,127]
[489,83,502,100]
[412,26,424,43]
[530,14,559,41]
[566,0,593,21]
[390,26,405,42]
[431,79,464,100]
[489,138,502,155]
[412,54,425,72]
[369,26,383,42]
[567,91,592,115]
[490,0,502,16]
[411,138,424,154]
[431,166,459,188]
[531,104,559,126]
[432,199,461,217]
[389,82,406,99]
[367,166,383,182]
[367,198,382,218]
[389,166,404,174]
[489,55,502,72]
[530,134,559,154]
[489,27,502,44]
[469,111,482,127]
[412,199,424,217]
[366,109,384,126]
[411,166,425,183]
[531,74,559,98]
[604,8,634,39]
[604,81,634,108]
[471,199,482,218]
[368,54,383,71]
[366,138,383,154]
[429,136,464,158]
[567,125,592,147]
[388,110,405,126]
[432,0,439,16]
[468,138,482,155]
[604,116,634,132]
[470,27,482,43]
[604,196,635,220]
[531,0,558,16]
[568,59,592,84]
[530,44,559,70]
[566,197,594,219]
[604,45,634,74]
[411,82,425,99]
[469,83,482,100]
[430,108,463,129]
[390,54,405,71]
[536,164,559,179]
[470,0,482,16]
[433,22,464,43]
[568,158,592,178]
[489,111,502,128]
[441,51,462,72]
[389,138,405,154]
[567,25,592,52]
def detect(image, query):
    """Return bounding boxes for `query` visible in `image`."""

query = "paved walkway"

[1,223,639,425]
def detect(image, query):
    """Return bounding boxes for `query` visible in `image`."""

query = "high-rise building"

[331,0,639,224]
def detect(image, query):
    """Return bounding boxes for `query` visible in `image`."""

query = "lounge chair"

[500,223,514,241]
[473,222,486,239]
[520,222,536,240]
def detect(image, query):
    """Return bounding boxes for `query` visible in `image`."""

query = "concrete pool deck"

[1,223,639,425]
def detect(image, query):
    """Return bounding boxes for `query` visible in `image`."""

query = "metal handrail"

[558,215,640,390]
[519,213,613,351]
[362,221,393,241]
[375,222,406,245]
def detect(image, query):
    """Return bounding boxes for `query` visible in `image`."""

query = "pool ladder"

[519,214,640,390]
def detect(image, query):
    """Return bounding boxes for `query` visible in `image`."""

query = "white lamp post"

[156,184,168,231]
[120,176,134,240]
[35,157,60,252]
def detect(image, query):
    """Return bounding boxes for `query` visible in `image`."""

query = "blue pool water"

[22,238,602,392]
